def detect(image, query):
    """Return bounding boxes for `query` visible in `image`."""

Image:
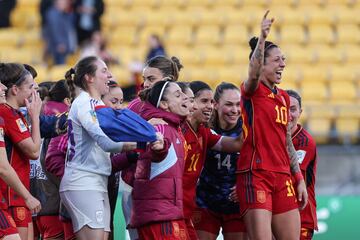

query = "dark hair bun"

[171,56,183,72]
[249,37,259,51]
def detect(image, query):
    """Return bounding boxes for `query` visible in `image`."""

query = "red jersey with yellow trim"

[0,116,9,209]
[182,121,221,218]
[0,104,31,208]
[238,82,291,174]
[292,124,318,230]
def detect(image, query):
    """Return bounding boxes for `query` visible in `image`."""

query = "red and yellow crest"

[257,190,266,204]
[16,207,26,221]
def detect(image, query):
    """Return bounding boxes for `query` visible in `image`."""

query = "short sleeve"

[206,127,222,149]
[3,113,31,144]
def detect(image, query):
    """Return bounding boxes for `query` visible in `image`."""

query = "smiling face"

[12,74,36,107]
[102,86,124,110]
[160,82,189,117]
[142,67,164,89]
[0,82,7,104]
[192,89,214,124]
[288,95,302,132]
[215,89,241,130]
[262,47,286,87]
[91,59,113,96]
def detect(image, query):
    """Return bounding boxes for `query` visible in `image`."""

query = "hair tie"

[156,81,170,108]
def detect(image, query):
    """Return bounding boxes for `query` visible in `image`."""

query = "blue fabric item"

[95,106,157,143]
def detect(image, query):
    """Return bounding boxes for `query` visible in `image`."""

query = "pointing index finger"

[263,10,270,20]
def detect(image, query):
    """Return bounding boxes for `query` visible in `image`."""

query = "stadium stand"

[0,0,359,144]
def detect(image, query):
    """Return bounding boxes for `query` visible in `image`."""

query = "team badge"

[192,211,202,224]
[16,119,27,133]
[267,92,275,98]
[180,229,187,240]
[89,110,97,123]
[95,210,103,223]
[296,150,306,164]
[173,222,180,237]
[16,207,26,221]
[0,127,4,142]
[257,190,266,203]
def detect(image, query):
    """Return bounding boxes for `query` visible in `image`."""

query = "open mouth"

[203,111,212,118]
[276,70,283,79]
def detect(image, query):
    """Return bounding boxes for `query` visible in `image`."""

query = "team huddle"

[0,11,317,240]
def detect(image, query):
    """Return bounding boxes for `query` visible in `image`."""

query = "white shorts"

[60,190,110,233]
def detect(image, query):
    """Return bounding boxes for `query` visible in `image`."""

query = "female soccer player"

[127,55,183,113]
[287,90,318,240]
[129,80,190,239]
[0,63,42,240]
[183,81,243,239]
[195,82,247,240]
[60,56,135,240]
[0,74,41,240]
[236,11,308,240]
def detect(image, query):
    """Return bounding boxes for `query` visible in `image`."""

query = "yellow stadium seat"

[325,0,356,7]
[169,47,203,66]
[329,81,357,104]
[267,0,297,8]
[120,47,147,66]
[22,30,43,48]
[166,26,193,46]
[200,47,227,67]
[300,81,328,103]
[130,0,161,9]
[217,67,247,86]
[48,65,72,81]
[312,45,344,64]
[303,7,336,26]
[194,26,221,46]
[172,10,200,27]
[0,48,42,64]
[103,0,130,8]
[183,0,219,8]
[222,45,249,65]
[273,7,307,26]
[335,118,359,144]
[109,66,133,87]
[307,105,336,119]
[225,6,264,28]
[281,65,302,83]
[278,25,306,45]
[214,0,242,8]
[336,24,360,44]
[295,0,325,7]
[306,118,332,144]
[0,29,21,47]
[109,26,138,47]
[341,45,360,63]
[337,104,360,118]
[301,65,329,83]
[307,24,335,45]
[329,65,357,83]
[281,45,315,65]
[334,7,360,25]
[33,65,49,83]
[223,25,250,46]
[196,8,226,27]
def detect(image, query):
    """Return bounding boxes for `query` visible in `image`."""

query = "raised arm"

[286,123,308,210]
[244,10,274,95]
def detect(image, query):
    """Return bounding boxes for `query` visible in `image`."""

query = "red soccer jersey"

[238,82,291,174]
[182,122,221,218]
[292,124,318,230]
[0,104,31,208]
[0,116,8,209]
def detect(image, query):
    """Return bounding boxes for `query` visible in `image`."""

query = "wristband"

[293,171,303,183]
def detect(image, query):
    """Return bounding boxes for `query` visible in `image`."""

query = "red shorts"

[36,216,64,239]
[192,207,246,235]
[8,206,32,227]
[137,219,190,240]
[300,228,314,240]
[236,170,298,215]
[62,220,76,240]
[184,218,198,240]
[0,209,18,238]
